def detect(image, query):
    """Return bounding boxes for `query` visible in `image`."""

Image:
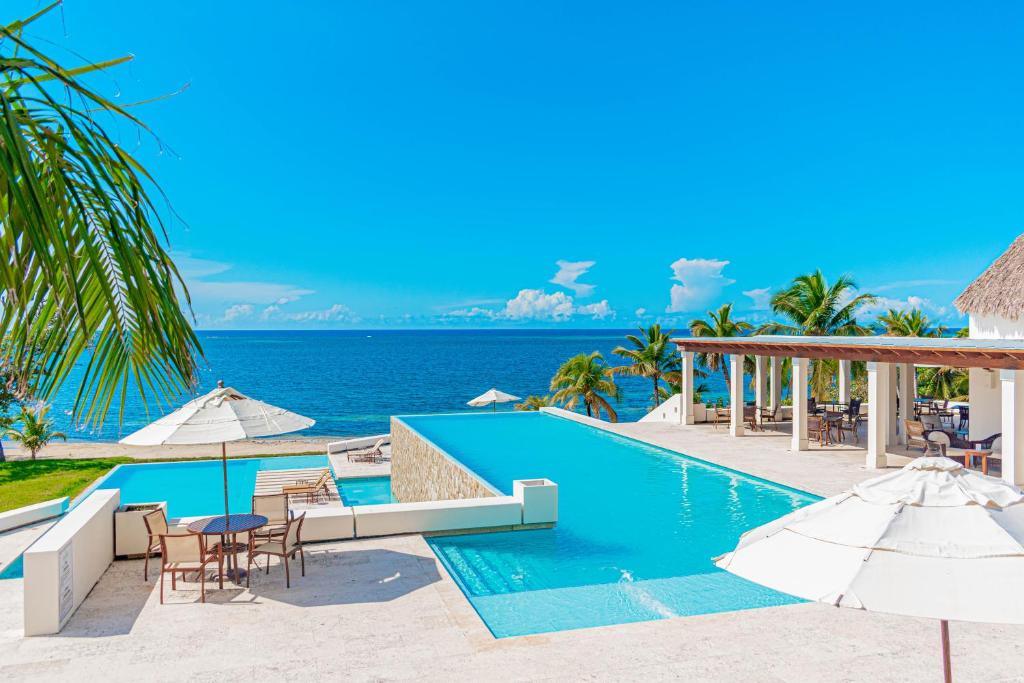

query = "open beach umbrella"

[120,381,315,525]
[467,388,521,412]
[715,457,1024,682]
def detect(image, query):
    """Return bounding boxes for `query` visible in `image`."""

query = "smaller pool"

[337,476,393,506]
[0,553,24,580]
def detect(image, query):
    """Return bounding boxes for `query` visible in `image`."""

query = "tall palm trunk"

[652,374,661,407]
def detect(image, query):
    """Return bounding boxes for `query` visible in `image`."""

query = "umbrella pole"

[940,619,952,683]
[221,442,230,527]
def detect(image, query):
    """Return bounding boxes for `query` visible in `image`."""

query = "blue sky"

[14,1,1024,329]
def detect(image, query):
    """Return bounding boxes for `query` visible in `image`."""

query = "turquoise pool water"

[337,476,394,505]
[97,455,332,518]
[0,553,23,580]
[408,412,818,638]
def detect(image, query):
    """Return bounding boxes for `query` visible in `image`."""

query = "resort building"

[673,234,1024,486]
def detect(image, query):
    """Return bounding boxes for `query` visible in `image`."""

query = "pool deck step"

[253,467,343,510]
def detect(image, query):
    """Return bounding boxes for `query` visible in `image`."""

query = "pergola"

[672,335,1024,485]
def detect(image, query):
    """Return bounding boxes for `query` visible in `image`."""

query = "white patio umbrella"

[467,388,521,412]
[120,381,315,525]
[715,457,1024,682]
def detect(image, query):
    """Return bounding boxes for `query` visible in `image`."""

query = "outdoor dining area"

[140,491,312,603]
[674,334,1024,487]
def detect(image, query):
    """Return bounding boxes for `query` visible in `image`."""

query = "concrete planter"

[114,502,166,558]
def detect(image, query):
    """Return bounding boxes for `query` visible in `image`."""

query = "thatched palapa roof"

[954,233,1024,320]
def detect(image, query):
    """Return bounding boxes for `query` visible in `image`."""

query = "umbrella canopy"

[467,388,521,408]
[120,384,315,446]
[715,457,1024,680]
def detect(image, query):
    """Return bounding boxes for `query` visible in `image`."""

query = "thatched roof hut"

[955,233,1024,320]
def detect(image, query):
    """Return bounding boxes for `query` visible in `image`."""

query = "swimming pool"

[337,476,393,506]
[97,455,332,518]
[404,412,818,638]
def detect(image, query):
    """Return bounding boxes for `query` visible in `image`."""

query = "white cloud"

[260,305,280,320]
[743,287,772,311]
[857,293,950,319]
[504,289,577,321]
[666,258,735,313]
[635,307,647,317]
[171,252,314,306]
[223,304,254,321]
[549,260,596,297]
[576,300,615,320]
[284,303,358,323]
[448,288,614,322]
[872,279,959,293]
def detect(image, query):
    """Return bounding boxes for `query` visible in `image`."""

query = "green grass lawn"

[0,458,134,513]
[0,451,327,513]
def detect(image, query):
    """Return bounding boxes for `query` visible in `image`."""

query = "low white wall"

[0,497,68,533]
[639,395,709,424]
[301,507,355,542]
[327,434,390,454]
[24,489,120,636]
[354,497,523,537]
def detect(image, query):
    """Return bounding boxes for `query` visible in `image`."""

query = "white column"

[729,354,745,436]
[887,362,899,446]
[1000,369,1024,486]
[867,361,891,469]
[897,363,915,444]
[680,350,695,426]
[838,359,852,405]
[770,355,783,412]
[755,356,767,424]
[791,357,809,451]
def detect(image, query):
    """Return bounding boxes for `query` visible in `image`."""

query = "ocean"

[48,330,734,442]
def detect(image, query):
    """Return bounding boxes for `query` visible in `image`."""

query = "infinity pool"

[337,476,394,505]
[405,412,817,638]
[97,455,332,518]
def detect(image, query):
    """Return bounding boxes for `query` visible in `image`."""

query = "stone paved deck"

[1,532,1023,682]
[3,421,1024,681]
[254,467,343,510]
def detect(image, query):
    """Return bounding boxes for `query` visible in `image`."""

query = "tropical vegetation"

[0,457,133,513]
[877,309,945,337]
[5,405,66,460]
[549,352,621,421]
[759,271,876,400]
[688,304,752,389]
[514,395,553,411]
[611,324,681,409]
[0,5,201,430]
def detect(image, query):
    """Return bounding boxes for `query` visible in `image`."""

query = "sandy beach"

[1,437,339,462]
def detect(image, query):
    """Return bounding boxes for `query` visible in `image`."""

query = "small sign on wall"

[57,541,73,628]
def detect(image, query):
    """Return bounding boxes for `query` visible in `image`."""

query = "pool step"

[435,545,524,596]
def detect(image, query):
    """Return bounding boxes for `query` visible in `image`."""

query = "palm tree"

[611,324,681,408]
[760,271,875,399]
[0,6,201,429]
[918,366,969,401]
[514,395,553,411]
[688,303,752,389]
[550,352,621,421]
[6,405,66,460]
[877,309,945,337]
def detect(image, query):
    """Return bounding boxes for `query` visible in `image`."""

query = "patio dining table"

[187,513,268,583]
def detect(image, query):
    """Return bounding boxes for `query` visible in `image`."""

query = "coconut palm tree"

[6,405,66,460]
[760,271,875,399]
[688,303,752,389]
[514,395,553,411]
[877,309,945,337]
[918,366,969,401]
[550,352,621,421]
[0,5,201,429]
[611,324,681,408]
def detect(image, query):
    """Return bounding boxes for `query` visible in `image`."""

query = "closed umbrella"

[715,457,1024,682]
[467,388,521,412]
[120,380,315,525]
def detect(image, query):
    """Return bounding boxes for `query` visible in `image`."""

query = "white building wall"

[969,313,1024,340]
[967,313,1024,441]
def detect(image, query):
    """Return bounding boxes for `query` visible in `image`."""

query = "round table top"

[187,513,267,535]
